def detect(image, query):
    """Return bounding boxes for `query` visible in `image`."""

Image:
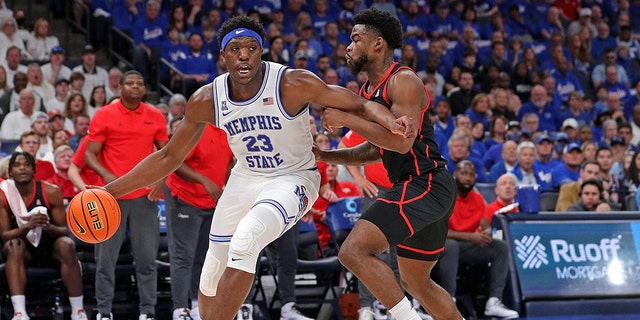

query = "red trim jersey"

[166,124,234,209]
[358,62,447,183]
[87,99,168,199]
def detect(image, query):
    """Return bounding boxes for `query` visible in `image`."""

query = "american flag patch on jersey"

[263,97,274,105]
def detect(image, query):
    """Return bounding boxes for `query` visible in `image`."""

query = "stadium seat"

[539,192,559,212]
[474,183,497,204]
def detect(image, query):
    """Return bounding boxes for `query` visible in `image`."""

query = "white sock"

[191,299,198,310]
[69,295,84,314]
[11,295,26,315]
[281,302,295,313]
[388,297,421,320]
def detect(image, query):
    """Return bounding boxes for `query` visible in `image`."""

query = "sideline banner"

[509,221,640,298]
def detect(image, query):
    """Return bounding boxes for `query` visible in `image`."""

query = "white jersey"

[213,61,316,177]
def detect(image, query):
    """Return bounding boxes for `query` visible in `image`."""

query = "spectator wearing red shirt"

[85,71,168,320]
[46,145,77,203]
[311,163,361,250]
[437,160,519,319]
[164,124,234,319]
[67,137,104,192]
[16,130,55,181]
[485,173,519,223]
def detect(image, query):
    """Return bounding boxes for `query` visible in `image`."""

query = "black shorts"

[360,168,456,261]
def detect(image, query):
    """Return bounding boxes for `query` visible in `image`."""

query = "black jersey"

[4,180,54,245]
[359,62,447,183]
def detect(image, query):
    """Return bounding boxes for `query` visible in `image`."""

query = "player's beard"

[349,55,368,74]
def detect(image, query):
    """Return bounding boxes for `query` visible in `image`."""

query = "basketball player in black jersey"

[314,8,463,320]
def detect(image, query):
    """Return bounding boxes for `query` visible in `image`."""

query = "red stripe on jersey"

[397,244,445,255]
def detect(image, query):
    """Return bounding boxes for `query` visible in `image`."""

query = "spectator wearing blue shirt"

[602,65,632,103]
[560,92,592,127]
[320,21,349,61]
[525,0,550,24]
[518,85,560,133]
[173,33,215,98]
[624,81,640,120]
[133,0,167,88]
[399,1,428,39]
[618,25,640,59]
[161,25,190,86]
[550,143,583,190]
[465,93,491,129]
[473,0,499,22]
[488,140,517,182]
[445,133,488,183]
[457,7,483,39]
[592,22,618,61]
[534,6,564,41]
[434,99,455,141]
[534,134,560,187]
[294,23,323,61]
[310,0,337,38]
[426,2,460,40]
[551,58,583,105]
[505,5,533,41]
[485,115,509,150]
[592,48,630,88]
[510,141,549,190]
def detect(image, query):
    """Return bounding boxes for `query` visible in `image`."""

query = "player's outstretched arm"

[105,85,213,199]
[282,69,412,136]
[313,141,381,166]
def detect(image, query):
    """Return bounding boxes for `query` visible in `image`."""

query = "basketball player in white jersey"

[102,15,412,320]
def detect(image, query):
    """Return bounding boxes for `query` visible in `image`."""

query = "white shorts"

[209,168,321,244]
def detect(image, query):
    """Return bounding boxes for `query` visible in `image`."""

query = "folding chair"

[325,196,362,250]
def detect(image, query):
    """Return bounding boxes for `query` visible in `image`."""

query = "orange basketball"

[66,189,121,244]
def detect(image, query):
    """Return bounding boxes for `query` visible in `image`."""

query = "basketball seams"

[80,191,101,242]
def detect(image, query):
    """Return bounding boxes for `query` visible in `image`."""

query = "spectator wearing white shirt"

[45,77,70,113]
[41,46,72,86]
[0,17,31,60]
[26,63,55,103]
[26,18,60,61]
[0,89,46,140]
[1,46,27,88]
[105,67,122,101]
[71,45,108,101]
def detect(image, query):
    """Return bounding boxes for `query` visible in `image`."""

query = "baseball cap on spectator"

[554,132,570,143]
[82,44,96,55]
[294,50,308,60]
[436,1,449,9]
[596,106,612,117]
[55,77,69,86]
[521,127,532,138]
[536,134,553,144]
[611,136,625,146]
[297,23,312,32]
[48,109,64,121]
[31,113,48,125]
[563,142,582,153]
[597,141,611,151]
[508,121,521,130]
[51,46,65,55]
[562,118,579,130]
[579,8,592,17]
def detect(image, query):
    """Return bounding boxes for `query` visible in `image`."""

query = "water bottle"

[52,296,63,320]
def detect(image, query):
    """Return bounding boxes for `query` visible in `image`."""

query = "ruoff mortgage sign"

[509,222,640,298]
